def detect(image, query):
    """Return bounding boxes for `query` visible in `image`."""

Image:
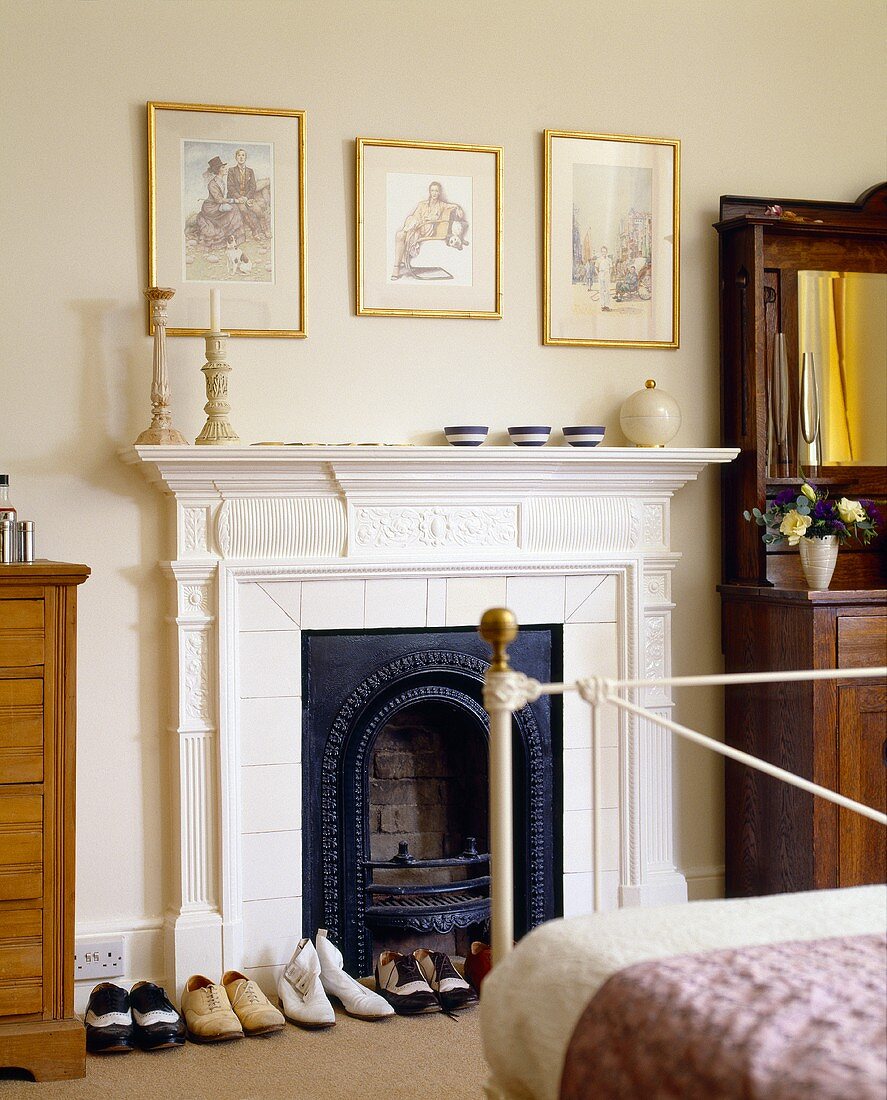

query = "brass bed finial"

[479,608,519,672]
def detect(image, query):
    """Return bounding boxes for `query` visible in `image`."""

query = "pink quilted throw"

[560,933,887,1100]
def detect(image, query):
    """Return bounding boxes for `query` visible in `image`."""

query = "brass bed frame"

[478,608,887,967]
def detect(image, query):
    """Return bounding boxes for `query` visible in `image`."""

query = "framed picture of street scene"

[148,101,306,337]
[356,137,502,319]
[544,130,679,348]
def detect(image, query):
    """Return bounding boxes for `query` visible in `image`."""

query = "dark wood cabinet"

[716,184,887,897]
[721,588,885,895]
[837,682,887,886]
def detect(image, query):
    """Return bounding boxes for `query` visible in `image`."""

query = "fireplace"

[127,443,736,995]
[301,627,561,975]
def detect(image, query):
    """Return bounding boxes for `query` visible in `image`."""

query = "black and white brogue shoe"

[84,983,134,1054]
[130,981,186,1051]
[375,950,440,1015]
[414,949,475,1012]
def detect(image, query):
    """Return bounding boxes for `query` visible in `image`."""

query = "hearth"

[302,627,561,975]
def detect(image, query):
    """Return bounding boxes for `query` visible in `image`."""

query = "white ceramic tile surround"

[127,444,736,993]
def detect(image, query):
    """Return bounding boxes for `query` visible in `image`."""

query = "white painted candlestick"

[135,287,188,446]
[195,331,241,446]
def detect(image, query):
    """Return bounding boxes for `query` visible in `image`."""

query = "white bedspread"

[480,885,887,1100]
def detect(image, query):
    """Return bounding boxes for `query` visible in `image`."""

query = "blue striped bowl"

[508,425,551,447]
[444,426,489,447]
[563,425,606,447]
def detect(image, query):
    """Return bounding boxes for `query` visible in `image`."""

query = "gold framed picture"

[356,138,502,319]
[544,130,680,348]
[147,101,306,337]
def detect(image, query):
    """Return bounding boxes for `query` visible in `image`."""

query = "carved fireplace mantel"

[127,445,738,561]
[125,443,737,991]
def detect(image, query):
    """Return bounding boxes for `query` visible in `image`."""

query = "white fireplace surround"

[126,444,736,995]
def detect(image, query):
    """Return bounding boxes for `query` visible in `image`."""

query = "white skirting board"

[71,865,725,1009]
[684,864,726,901]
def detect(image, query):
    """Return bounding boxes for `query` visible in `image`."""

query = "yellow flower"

[800,483,817,502]
[779,509,812,546]
[836,497,865,524]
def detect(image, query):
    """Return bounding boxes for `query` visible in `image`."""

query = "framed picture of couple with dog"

[356,138,502,319]
[148,101,306,337]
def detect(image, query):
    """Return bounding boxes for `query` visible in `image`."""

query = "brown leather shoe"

[464,940,492,995]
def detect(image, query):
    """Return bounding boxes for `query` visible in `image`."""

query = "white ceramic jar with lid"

[619,379,682,447]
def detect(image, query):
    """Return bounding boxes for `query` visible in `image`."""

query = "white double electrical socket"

[74,936,126,981]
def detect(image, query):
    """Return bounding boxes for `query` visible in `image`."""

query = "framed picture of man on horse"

[148,102,306,337]
[357,137,502,319]
[544,130,679,348]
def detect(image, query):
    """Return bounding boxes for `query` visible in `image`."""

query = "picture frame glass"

[150,104,305,336]
[358,141,501,318]
[546,132,678,347]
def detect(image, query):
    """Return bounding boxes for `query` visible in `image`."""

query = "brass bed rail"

[478,608,887,967]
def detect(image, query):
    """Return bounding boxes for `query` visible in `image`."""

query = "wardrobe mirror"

[797,270,887,467]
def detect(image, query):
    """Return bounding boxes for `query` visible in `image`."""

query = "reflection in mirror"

[797,271,887,466]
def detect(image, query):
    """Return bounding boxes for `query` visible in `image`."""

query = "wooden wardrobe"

[716,185,886,896]
[0,562,89,1080]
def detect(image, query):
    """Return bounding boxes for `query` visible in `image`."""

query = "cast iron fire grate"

[364,839,491,935]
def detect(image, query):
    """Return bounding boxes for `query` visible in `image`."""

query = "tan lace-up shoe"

[222,971,285,1036]
[181,975,243,1043]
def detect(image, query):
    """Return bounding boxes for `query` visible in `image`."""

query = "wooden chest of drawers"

[0,563,89,1081]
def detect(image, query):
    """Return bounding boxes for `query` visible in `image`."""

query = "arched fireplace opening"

[367,699,489,961]
[302,627,561,975]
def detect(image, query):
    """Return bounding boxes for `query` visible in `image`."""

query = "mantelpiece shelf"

[124,444,739,499]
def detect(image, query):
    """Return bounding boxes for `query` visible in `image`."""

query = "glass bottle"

[0,476,15,525]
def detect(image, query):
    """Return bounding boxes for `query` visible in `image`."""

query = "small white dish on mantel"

[563,426,606,447]
[508,426,551,447]
[444,426,489,447]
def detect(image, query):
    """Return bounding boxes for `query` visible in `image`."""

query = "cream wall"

[2,0,884,944]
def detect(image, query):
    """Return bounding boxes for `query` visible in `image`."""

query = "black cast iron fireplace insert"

[301,626,562,976]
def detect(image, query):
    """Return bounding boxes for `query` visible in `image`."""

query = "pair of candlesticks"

[135,287,239,447]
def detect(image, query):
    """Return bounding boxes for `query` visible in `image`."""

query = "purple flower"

[860,499,882,525]
[812,500,834,520]
[830,519,848,535]
[773,488,796,507]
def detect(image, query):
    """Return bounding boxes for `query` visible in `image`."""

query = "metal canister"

[0,521,15,563]
[16,521,34,564]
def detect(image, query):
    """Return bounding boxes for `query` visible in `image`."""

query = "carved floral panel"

[183,631,211,725]
[353,506,518,550]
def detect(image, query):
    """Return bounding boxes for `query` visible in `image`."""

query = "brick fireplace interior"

[369,701,488,959]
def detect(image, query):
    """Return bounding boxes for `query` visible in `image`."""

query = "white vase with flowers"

[744,482,881,590]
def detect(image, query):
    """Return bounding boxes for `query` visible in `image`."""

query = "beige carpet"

[0,1006,487,1099]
